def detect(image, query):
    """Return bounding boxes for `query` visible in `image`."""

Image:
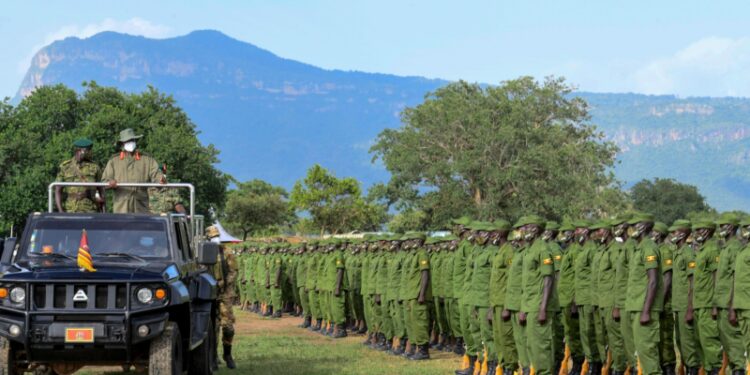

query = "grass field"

[79,308,462,375]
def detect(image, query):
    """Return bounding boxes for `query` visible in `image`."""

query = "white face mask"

[123,141,137,152]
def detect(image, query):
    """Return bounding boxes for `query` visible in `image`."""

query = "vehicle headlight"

[9,287,25,304]
[136,288,153,304]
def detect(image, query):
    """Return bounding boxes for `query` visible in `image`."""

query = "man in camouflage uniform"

[102,128,163,213]
[148,164,186,214]
[207,225,238,370]
[55,138,105,213]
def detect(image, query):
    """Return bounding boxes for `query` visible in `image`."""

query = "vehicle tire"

[149,322,183,375]
[0,337,21,375]
[188,318,215,375]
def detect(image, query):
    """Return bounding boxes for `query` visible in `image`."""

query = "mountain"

[15,30,750,211]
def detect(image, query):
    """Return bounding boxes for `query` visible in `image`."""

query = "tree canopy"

[0,83,230,233]
[630,178,712,224]
[223,179,293,240]
[370,77,624,228]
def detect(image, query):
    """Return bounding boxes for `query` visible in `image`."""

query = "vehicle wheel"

[149,322,183,375]
[188,318,215,375]
[0,337,21,375]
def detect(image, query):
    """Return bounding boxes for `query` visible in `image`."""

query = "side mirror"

[1,238,16,266]
[197,242,218,266]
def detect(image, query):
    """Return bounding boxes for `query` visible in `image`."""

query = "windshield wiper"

[29,252,76,262]
[95,252,147,263]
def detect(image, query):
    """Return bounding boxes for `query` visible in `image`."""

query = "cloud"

[18,17,172,74]
[632,36,750,97]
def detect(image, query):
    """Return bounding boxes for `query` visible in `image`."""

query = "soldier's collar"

[119,151,141,160]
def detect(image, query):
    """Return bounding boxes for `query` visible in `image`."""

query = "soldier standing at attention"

[574,221,602,375]
[402,232,432,360]
[102,128,163,213]
[465,222,495,372]
[558,220,586,375]
[689,219,722,375]
[451,217,472,359]
[651,222,677,375]
[206,225,238,370]
[499,226,530,375]
[55,138,105,213]
[488,220,514,375]
[599,217,629,375]
[730,218,750,375]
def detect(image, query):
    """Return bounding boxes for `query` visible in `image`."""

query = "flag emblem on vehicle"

[78,229,97,272]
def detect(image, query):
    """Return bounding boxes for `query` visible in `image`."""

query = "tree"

[290,164,387,234]
[631,178,712,224]
[223,179,292,240]
[387,209,428,233]
[370,77,623,227]
[0,83,230,234]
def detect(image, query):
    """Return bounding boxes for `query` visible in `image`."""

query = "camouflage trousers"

[218,296,236,345]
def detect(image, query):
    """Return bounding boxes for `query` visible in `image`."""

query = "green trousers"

[493,306,518,369]
[620,309,637,368]
[739,310,750,366]
[562,304,584,361]
[330,291,346,325]
[363,294,373,331]
[602,307,627,371]
[579,305,600,363]
[389,300,406,339]
[298,288,310,318]
[526,312,556,375]
[462,303,480,355]
[448,298,462,338]
[674,311,701,368]
[593,307,608,363]
[380,299,394,339]
[717,309,745,370]
[512,311,530,368]
[469,306,495,360]
[270,286,282,309]
[694,308,722,371]
[369,294,382,333]
[434,298,450,335]
[406,299,430,345]
[630,311,661,375]
[309,290,320,320]
[659,311,677,366]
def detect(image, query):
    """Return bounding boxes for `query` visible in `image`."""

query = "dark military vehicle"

[0,183,218,375]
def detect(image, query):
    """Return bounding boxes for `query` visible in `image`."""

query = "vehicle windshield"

[17,218,171,266]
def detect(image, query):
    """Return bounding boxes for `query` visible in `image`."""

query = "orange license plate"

[65,328,94,343]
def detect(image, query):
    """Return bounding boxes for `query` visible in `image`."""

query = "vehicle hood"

[0,263,170,281]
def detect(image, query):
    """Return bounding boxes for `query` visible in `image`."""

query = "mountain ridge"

[14,30,750,211]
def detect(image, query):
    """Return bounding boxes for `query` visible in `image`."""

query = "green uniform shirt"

[659,242,674,312]
[56,158,102,213]
[521,239,558,313]
[714,237,742,308]
[269,253,283,287]
[403,247,431,301]
[504,246,525,311]
[441,251,455,299]
[431,252,444,298]
[613,238,636,309]
[385,251,404,302]
[625,238,663,312]
[558,243,580,306]
[360,252,371,295]
[489,242,514,307]
[461,244,480,301]
[295,253,308,287]
[692,238,720,309]
[398,251,413,301]
[574,241,597,306]
[732,245,750,310]
[367,252,382,296]
[466,244,493,307]
[346,253,361,292]
[375,252,388,297]
[452,240,471,299]
[597,243,617,308]
[315,252,328,291]
[101,153,163,213]
[305,253,319,291]
[671,244,694,312]
[591,244,605,306]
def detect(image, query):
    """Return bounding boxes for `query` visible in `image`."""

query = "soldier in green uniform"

[669,220,701,375]
[574,221,602,374]
[488,220,513,375]
[441,236,458,352]
[55,138,105,213]
[375,237,393,346]
[499,227,530,375]
[651,222,677,375]
[326,239,348,338]
[458,222,482,369]
[731,218,750,375]
[465,222,496,372]
[387,235,408,354]
[689,219,722,375]
[558,220,585,375]
[102,128,164,213]
[713,213,746,375]
[306,242,323,331]
[360,237,375,343]
[624,213,663,375]
[402,232,432,360]
[452,217,472,358]
[600,217,629,375]
[428,237,448,350]
[206,225,238,370]
[590,221,611,374]
[269,245,284,318]
[613,216,637,373]
[346,240,366,334]
[296,243,312,328]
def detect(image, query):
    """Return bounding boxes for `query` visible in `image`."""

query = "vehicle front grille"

[32,284,127,310]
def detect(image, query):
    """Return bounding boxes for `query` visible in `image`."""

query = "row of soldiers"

[232,212,750,375]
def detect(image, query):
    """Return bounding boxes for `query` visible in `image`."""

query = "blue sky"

[3,0,750,99]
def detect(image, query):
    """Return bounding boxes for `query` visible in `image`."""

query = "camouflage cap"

[716,212,740,226]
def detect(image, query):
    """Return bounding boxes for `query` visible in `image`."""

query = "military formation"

[233,213,750,375]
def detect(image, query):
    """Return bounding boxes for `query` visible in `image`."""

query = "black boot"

[384,338,394,353]
[409,344,430,360]
[223,344,236,370]
[662,364,676,375]
[709,369,720,375]
[523,367,531,375]
[568,358,583,375]
[263,306,273,317]
[503,368,515,375]
[357,323,368,335]
[434,333,446,351]
[687,367,700,375]
[732,370,747,375]
[455,355,477,375]
[402,344,416,359]
[272,310,282,318]
[311,319,322,331]
[392,338,406,355]
[486,360,497,375]
[362,332,373,346]
[377,334,390,351]
[332,325,348,338]
[589,362,603,375]
[298,316,311,328]
[453,337,465,355]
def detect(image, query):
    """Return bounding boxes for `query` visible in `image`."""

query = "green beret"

[589,220,611,231]
[559,221,575,232]
[716,213,740,226]
[492,219,511,231]
[668,219,691,232]
[452,216,472,226]
[513,215,546,229]
[692,219,716,231]
[627,213,655,225]
[652,222,668,234]
[545,221,560,231]
[73,138,93,148]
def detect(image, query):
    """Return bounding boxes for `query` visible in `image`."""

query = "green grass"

[77,308,462,375]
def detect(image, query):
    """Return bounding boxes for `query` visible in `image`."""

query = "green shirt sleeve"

[643,243,660,270]
[540,244,554,277]
[418,250,430,271]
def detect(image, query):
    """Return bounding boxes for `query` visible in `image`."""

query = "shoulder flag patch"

[715,257,720,263]
[421,260,429,266]
[665,259,673,265]
[688,261,696,268]
[554,255,562,261]
[543,258,553,265]
[646,255,657,262]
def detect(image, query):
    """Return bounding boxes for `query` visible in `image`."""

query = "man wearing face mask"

[574,221,602,375]
[712,213,745,375]
[669,220,701,375]
[503,227,531,375]
[688,219,722,375]
[465,222,496,373]
[451,216,473,363]
[487,220,515,375]
[56,138,105,213]
[557,220,587,375]
[102,128,163,213]
[652,222,678,375]
[590,221,612,374]
[731,218,750,375]
[598,217,628,375]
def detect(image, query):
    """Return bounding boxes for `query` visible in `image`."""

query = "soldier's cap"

[609,213,633,226]
[118,128,143,143]
[572,219,592,229]
[363,234,376,241]
[513,215,546,229]
[626,213,655,225]
[206,225,220,239]
[468,221,493,231]
[442,234,459,241]
[652,222,668,234]
[492,219,511,232]
[589,220,611,231]
[73,138,93,148]
[716,212,740,226]
[385,234,403,241]
[740,217,750,227]
[544,221,560,231]
[668,219,691,232]
[452,216,472,226]
[401,232,426,241]
[425,237,441,245]
[692,219,716,231]
[559,221,575,232]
